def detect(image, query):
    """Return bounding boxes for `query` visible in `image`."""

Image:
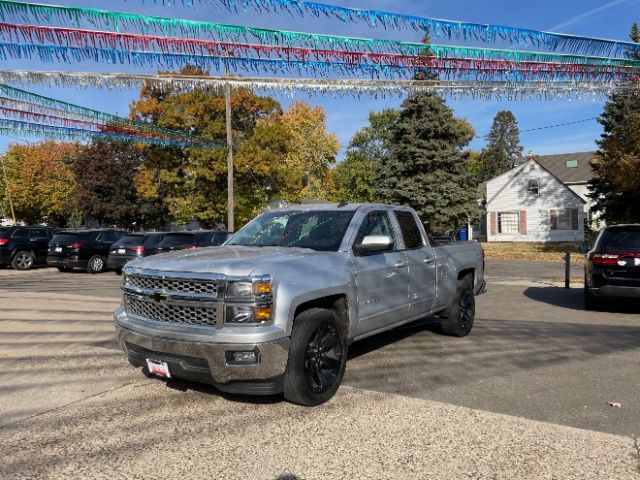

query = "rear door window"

[29,228,48,239]
[394,211,425,250]
[11,229,28,239]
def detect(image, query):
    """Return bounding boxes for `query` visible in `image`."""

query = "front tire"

[440,275,475,337]
[11,251,35,270]
[87,255,105,274]
[284,308,348,406]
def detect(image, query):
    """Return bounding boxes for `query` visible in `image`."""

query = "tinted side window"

[213,233,228,245]
[29,228,48,239]
[394,211,424,249]
[11,229,28,239]
[354,211,396,252]
[102,231,117,242]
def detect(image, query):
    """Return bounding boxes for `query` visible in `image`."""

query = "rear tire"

[440,275,475,337]
[57,266,71,272]
[284,308,348,407]
[584,288,602,311]
[87,255,105,274]
[11,251,35,271]
[115,267,123,276]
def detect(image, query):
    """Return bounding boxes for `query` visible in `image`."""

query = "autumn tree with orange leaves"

[1,141,77,224]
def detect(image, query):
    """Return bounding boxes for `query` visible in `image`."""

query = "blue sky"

[1,0,639,157]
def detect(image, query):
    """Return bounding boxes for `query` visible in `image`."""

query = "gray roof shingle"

[534,152,596,184]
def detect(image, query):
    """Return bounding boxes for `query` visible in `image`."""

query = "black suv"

[47,229,126,273]
[585,224,640,309]
[156,231,230,253]
[107,232,168,275]
[0,226,57,270]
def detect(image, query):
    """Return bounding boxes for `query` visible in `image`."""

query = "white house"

[534,152,596,216]
[486,158,586,242]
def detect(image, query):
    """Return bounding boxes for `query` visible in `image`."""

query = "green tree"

[331,109,399,202]
[588,24,640,224]
[481,111,523,181]
[2,141,77,224]
[377,93,478,235]
[72,141,167,228]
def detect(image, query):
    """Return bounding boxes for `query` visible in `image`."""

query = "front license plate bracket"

[146,358,171,378]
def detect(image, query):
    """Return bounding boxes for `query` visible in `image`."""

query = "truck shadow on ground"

[523,286,640,313]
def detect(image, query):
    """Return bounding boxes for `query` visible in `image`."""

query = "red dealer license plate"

[146,359,171,379]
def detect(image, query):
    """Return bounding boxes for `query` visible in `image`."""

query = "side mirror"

[354,235,393,255]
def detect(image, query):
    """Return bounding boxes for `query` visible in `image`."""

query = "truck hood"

[126,245,323,276]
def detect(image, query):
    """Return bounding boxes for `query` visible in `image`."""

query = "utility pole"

[0,154,16,225]
[224,67,234,232]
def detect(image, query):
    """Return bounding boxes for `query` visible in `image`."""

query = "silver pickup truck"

[115,203,485,405]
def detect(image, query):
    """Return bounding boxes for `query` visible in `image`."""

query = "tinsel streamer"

[1,70,637,101]
[0,104,211,143]
[127,0,640,58]
[0,82,198,142]
[0,1,638,60]
[0,117,205,147]
[1,41,639,84]
[3,22,640,70]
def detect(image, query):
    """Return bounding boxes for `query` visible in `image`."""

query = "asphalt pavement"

[1,262,639,479]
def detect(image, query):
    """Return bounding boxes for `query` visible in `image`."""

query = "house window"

[557,209,572,230]
[528,179,540,195]
[498,212,520,234]
[565,159,578,168]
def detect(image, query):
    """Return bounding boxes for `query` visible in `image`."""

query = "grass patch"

[482,242,584,262]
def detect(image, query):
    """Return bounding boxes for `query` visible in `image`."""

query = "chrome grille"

[124,296,216,326]
[125,274,218,296]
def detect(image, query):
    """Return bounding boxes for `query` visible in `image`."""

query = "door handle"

[394,261,407,268]
[423,257,435,264]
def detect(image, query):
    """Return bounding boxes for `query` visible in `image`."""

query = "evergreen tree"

[588,24,640,224]
[377,93,478,235]
[331,109,399,202]
[481,111,523,178]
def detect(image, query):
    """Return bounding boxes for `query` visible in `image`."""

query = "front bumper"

[115,309,290,395]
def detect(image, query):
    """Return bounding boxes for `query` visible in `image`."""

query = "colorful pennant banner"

[127,0,640,58]
[0,117,203,146]
[2,22,640,70]
[1,41,639,84]
[1,70,635,101]
[0,83,199,143]
[1,1,638,63]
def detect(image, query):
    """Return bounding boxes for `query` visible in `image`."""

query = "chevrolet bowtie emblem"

[152,291,169,303]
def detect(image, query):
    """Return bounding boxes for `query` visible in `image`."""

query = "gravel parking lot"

[1,261,639,479]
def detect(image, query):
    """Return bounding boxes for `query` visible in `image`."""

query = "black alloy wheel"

[284,308,348,406]
[305,322,344,394]
[440,275,475,337]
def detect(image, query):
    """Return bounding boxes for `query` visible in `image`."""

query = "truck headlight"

[225,305,272,324]
[226,276,272,299]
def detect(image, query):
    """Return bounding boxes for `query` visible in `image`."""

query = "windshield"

[227,210,355,252]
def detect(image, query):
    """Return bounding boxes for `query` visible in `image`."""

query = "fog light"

[226,350,259,365]
[254,306,272,321]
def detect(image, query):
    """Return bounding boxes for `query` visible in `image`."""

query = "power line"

[520,117,599,133]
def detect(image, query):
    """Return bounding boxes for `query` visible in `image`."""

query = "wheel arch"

[292,294,352,339]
